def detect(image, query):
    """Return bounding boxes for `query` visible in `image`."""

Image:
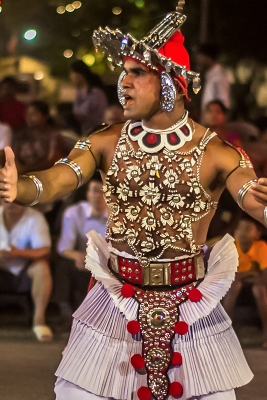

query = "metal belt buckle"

[143,261,171,286]
[110,253,119,273]
[194,253,205,280]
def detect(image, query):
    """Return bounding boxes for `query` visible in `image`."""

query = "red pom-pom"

[172,352,183,366]
[174,321,189,335]
[188,288,202,302]
[127,320,141,334]
[131,354,145,369]
[121,284,135,298]
[137,386,152,400]
[169,382,183,398]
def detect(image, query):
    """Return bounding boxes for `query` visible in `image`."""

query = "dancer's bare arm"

[212,139,267,226]
[0,132,104,205]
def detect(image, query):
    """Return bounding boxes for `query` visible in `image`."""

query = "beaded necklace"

[128,111,194,154]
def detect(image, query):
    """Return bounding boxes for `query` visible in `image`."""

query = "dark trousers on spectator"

[51,254,91,312]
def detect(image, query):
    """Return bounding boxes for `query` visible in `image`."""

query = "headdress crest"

[92,0,201,94]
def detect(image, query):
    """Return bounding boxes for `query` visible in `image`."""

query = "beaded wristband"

[237,179,257,210]
[55,158,83,188]
[22,175,43,206]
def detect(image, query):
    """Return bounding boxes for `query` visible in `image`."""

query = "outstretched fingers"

[0,147,18,203]
[250,178,267,206]
[0,176,11,202]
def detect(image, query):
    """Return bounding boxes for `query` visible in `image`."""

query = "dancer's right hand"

[0,147,18,203]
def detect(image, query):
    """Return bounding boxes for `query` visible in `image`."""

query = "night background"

[1,0,267,120]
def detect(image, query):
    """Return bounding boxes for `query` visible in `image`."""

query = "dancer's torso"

[100,121,223,261]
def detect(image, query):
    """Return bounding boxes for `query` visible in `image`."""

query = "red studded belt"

[109,252,206,288]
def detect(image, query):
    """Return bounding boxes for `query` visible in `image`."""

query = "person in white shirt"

[53,173,107,316]
[0,202,53,341]
[196,43,231,124]
[70,60,108,134]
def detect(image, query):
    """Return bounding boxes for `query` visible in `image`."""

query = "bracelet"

[55,158,83,188]
[22,175,43,206]
[264,207,267,228]
[74,138,97,167]
[237,179,257,210]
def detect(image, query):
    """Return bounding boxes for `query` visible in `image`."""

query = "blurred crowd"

[0,49,267,345]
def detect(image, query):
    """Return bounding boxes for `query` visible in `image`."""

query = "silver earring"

[160,71,176,113]
[117,71,126,106]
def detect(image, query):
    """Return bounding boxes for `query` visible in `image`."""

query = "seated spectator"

[223,214,267,348]
[12,100,68,174]
[0,76,26,132]
[242,128,267,178]
[70,60,108,134]
[55,102,81,151]
[52,173,107,323]
[203,100,242,146]
[0,202,53,341]
[195,43,230,123]
[103,103,126,125]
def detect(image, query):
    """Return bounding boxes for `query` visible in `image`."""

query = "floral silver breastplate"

[103,121,217,262]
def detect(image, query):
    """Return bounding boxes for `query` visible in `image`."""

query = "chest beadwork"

[103,121,217,261]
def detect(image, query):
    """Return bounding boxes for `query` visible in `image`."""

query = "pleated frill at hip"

[55,232,253,399]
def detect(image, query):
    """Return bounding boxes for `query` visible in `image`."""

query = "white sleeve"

[57,207,78,254]
[29,212,52,248]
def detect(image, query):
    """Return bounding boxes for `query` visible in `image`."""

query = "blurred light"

[112,7,122,15]
[56,6,65,14]
[72,1,82,9]
[66,4,74,12]
[82,54,95,67]
[131,17,141,28]
[94,52,104,62]
[0,6,2,13]
[19,74,28,81]
[63,49,73,58]
[24,30,37,40]
[71,29,80,37]
[83,26,90,31]
[34,71,44,80]
[135,0,144,8]
[93,64,106,75]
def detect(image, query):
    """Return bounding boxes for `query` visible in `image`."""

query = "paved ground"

[0,304,266,400]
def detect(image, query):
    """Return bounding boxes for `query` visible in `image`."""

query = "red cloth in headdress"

[124,31,191,101]
[158,31,191,101]
[158,31,190,70]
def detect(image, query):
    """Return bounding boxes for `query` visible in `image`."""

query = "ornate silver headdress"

[92,0,201,93]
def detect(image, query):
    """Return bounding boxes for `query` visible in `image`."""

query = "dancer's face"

[120,60,161,121]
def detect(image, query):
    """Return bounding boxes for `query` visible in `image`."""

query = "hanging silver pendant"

[160,71,177,113]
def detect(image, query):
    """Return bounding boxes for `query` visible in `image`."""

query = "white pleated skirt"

[55,232,253,400]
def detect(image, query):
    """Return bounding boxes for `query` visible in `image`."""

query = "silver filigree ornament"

[117,70,126,106]
[160,71,177,113]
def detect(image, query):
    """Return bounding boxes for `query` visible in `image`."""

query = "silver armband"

[264,207,267,228]
[22,175,43,206]
[74,138,91,151]
[237,179,257,210]
[55,158,83,188]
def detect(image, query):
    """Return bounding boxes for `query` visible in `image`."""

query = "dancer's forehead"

[123,57,154,74]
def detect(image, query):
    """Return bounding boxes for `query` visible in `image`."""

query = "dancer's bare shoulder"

[89,123,125,171]
[194,122,249,184]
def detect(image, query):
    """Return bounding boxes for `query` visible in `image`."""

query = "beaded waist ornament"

[121,280,203,400]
